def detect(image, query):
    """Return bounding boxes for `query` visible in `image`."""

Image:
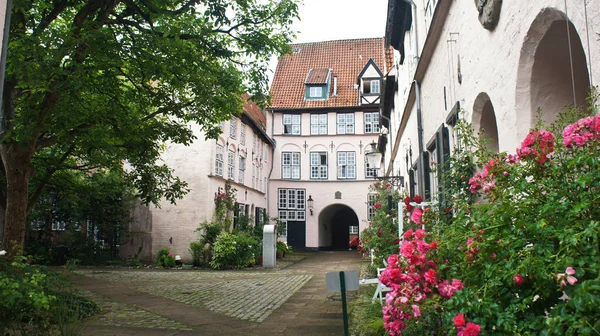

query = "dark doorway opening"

[330,207,359,250]
[287,221,306,250]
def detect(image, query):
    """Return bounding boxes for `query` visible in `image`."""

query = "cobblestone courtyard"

[71,251,363,335]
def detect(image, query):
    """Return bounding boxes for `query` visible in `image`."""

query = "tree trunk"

[0,143,34,255]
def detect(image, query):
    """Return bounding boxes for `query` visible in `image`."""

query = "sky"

[291,0,389,43]
[268,0,389,82]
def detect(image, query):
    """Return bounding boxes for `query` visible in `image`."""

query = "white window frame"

[238,156,246,184]
[240,124,245,145]
[215,143,224,176]
[52,220,66,231]
[283,114,301,135]
[310,114,328,135]
[337,151,356,179]
[349,226,359,234]
[365,112,380,134]
[277,188,306,229]
[228,150,235,180]
[337,113,355,134]
[367,194,377,220]
[309,86,323,98]
[282,152,301,180]
[310,152,328,179]
[229,118,237,139]
[370,80,380,94]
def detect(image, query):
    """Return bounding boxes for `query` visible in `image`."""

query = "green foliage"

[349,287,387,336]
[155,248,175,268]
[276,241,292,258]
[215,182,237,229]
[188,241,204,267]
[25,169,134,265]
[210,232,258,269]
[0,256,99,334]
[426,105,600,334]
[359,182,403,261]
[2,0,300,254]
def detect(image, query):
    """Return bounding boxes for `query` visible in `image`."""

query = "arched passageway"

[318,204,359,250]
[516,8,590,139]
[472,93,500,153]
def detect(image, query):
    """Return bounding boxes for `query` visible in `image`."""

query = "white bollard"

[263,225,276,268]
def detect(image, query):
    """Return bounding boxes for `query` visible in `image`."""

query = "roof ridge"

[290,36,384,46]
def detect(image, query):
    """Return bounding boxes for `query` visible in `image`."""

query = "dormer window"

[304,68,331,100]
[362,79,381,95]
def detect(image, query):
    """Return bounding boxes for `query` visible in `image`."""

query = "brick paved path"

[72,251,363,335]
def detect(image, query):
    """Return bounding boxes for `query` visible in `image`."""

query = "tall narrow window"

[337,113,355,134]
[228,150,235,180]
[229,118,237,139]
[310,114,328,135]
[283,114,301,135]
[238,156,246,184]
[215,144,224,176]
[277,188,306,228]
[364,112,380,134]
[367,194,377,220]
[240,124,245,145]
[370,80,380,94]
[310,152,328,179]
[282,152,300,179]
[337,151,356,179]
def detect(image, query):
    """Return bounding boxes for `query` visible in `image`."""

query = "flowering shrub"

[359,181,403,261]
[210,231,257,269]
[379,203,471,336]
[435,111,600,334]
[155,248,176,268]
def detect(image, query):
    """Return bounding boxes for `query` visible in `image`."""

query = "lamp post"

[364,141,404,187]
[307,195,314,216]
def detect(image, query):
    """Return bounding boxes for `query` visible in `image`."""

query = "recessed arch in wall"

[472,92,500,153]
[515,8,590,140]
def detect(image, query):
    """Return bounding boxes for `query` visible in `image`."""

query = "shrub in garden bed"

[209,231,258,269]
[0,253,100,335]
[368,102,600,335]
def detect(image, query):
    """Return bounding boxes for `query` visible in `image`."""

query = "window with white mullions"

[215,144,224,176]
[310,114,328,135]
[364,112,380,134]
[282,152,301,179]
[229,117,237,139]
[365,157,378,178]
[337,113,355,134]
[283,114,301,135]
[240,125,245,145]
[228,150,235,180]
[367,193,377,220]
[337,151,356,179]
[238,156,246,184]
[310,152,328,179]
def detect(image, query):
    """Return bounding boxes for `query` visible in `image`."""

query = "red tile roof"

[305,68,331,84]
[241,93,266,128]
[269,37,391,109]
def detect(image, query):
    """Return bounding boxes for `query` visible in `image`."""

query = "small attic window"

[293,47,301,53]
[304,68,331,101]
[362,78,381,95]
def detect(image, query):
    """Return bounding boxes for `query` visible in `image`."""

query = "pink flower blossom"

[387,254,399,267]
[415,229,426,240]
[411,304,421,318]
[413,195,423,203]
[514,274,524,286]
[403,229,414,239]
[454,313,465,327]
[411,208,423,224]
[400,240,415,258]
[424,269,437,285]
[458,322,481,336]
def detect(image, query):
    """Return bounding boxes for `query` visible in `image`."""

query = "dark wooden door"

[287,221,306,250]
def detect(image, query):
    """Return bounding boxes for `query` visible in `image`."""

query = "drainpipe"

[266,110,276,220]
[414,80,425,197]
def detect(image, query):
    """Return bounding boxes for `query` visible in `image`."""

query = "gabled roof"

[305,68,331,85]
[357,58,384,79]
[269,37,392,109]
[241,93,266,127]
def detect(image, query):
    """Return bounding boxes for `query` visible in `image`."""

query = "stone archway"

[318,204,359,250]
[472,92,500,153]
[515,8,590,140]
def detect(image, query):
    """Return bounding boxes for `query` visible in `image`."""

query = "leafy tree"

[0,0,299,255]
